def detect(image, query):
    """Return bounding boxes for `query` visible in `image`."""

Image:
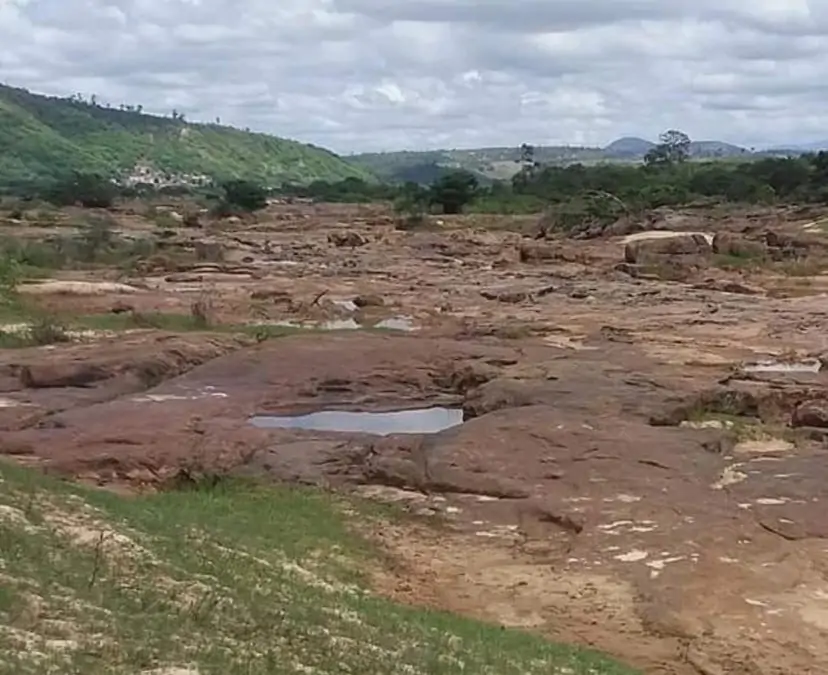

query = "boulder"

[792,400,828,428]
[624,234,711,264]
[519,242,559,263]
[711,233,766,258]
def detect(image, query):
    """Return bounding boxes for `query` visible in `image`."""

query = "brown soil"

[4,200,828,674]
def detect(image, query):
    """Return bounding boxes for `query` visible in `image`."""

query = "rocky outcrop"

[711,232,766,258]
[792,400,828,428]
[624,234,711,264]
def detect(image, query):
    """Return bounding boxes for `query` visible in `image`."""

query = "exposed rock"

[711,232,766,258]
[624,234,711,264]
[434,361,500,394]
[480,288,530,304]
[519,242,558,262]
[18,281,142,296]
[614,262,647,278]
[692,279,765,295]
[354,294,385,308]
[194,240,225,262]
[792,400,828,428]
[250,288,292,302]
[110,300,135,314]
[20,364,111,389]
[328,231,368,247]
[463,378,551,418]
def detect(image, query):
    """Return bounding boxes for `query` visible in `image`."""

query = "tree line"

[7,130,827,231]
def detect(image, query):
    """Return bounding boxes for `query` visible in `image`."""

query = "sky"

[1,0,828,153]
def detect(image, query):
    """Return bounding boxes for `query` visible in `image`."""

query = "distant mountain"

[351,136,756,183]
[0,83,373,189]
[603,137,655,158]
[689,140,750,157]
[765,141,828,153]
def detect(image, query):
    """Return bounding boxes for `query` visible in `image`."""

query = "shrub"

[42,172,118,208]
[220,180,268,212]
[0,251,21,305]
[429,170,479,214]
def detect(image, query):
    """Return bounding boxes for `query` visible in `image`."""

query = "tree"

[221,179,268,212]
[519,143,535,166]
[645,129,691,166]
[429,170,479,214]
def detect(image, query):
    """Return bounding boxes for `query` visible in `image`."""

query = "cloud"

[3,0,828,153]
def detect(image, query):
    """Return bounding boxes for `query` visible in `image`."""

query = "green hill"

[0,84,373,188]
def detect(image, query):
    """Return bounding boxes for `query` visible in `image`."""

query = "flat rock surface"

[4,201,828,674]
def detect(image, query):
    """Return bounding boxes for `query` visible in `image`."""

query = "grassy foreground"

[0,462,640,674]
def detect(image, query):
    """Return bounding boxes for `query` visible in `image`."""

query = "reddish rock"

[20,363,111,389]
[518,242,559,262]
[711,232,766,258]
[792,400,828,428]
[624,234,711,263]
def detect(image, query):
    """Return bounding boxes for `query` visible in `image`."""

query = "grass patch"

[775,259,827,277]
[0,462,639,675]
[684,409,797,444]
[711,253,763,271]
[0,303,397,348]
[713,251,828,277]
[0,316,71,348]
[0,216,157,273]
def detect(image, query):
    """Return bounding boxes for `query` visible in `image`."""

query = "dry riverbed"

[3,200,828,674]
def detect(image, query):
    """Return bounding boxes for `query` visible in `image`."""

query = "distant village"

[117,162,211,189]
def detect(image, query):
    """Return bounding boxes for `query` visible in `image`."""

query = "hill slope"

[0,84,373,188]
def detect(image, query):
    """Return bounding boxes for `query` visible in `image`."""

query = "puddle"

[742,359,821,374]
[269,318,360,331]
[249,406,463,435]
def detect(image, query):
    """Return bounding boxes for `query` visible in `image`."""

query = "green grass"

[0,84,373,188]
[0,462,639,675]
[0,307,299,347]
[711,253,761,270]
[712,252,827,277]
[0,302,403,349]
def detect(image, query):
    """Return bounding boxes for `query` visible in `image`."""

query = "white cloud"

[2,0,828,152]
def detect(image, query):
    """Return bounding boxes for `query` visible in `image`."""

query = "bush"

[26,317,71,345]
[0,217,155,272]
[220,179,268,212]
[429,170,479,214]
[42,172,118,208]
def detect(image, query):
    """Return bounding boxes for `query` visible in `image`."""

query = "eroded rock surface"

[4,201,828,674]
